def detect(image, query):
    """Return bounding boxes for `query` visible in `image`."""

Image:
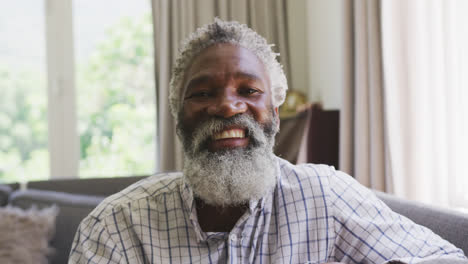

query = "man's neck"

[195,198,247,232]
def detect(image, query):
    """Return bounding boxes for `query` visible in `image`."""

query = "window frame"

[45,0,79,179]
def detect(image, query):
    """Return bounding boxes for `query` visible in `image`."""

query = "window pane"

[0,1,49,183]
[74,0,156,178]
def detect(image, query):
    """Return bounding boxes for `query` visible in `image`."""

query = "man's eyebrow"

[233,72,263,82]
[185,75,213,92]
[185,71,264,93]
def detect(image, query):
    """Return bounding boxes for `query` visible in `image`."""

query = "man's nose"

[206,94,247,118]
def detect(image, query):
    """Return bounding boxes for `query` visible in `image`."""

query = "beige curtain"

[381,0,468,208]
[340,0,391,192]
[151,0,291,171]
[342,0,468,209]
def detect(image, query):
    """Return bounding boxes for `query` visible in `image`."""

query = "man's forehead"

[188,70,264,83]
[183,44,270,88]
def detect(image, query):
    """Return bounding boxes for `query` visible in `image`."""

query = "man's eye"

[188,91,211,98]
[240,87,260,95]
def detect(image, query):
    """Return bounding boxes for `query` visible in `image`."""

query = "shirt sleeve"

[68,216,123,264]
[327,169,467,264]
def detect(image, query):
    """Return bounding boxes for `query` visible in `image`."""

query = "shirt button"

[229,234,237,242]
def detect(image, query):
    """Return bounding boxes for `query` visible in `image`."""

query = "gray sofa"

[1,176,142,264]
[1,176,467,264]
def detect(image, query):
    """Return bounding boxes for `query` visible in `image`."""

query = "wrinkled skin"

[180,43,279,153]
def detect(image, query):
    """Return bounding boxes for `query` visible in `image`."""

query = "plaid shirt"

[69,158,466,264]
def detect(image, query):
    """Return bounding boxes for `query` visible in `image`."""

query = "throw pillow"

[0,205,58,264]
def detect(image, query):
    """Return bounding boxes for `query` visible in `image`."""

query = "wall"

[287,0,344,110]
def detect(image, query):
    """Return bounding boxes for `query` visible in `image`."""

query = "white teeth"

[213,129,245,140]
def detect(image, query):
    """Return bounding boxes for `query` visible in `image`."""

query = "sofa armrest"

[26,176,147,196]
[9,189,105,264]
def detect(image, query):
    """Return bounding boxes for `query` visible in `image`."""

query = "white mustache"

[189,115,268,155]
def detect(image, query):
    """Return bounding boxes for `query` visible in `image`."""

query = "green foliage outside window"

[0,14,156,182]
[0,66,49,183]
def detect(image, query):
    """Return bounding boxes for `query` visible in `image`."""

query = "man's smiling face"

[179,43,279,153]
[176,43,280,207]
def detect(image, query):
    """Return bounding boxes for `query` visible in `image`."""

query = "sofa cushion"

[375,191,468,256]
[0,185,12,206]
[9,189,105,264]
[0,205,58,264]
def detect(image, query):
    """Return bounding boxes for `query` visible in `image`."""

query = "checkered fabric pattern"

[69,157,467,264]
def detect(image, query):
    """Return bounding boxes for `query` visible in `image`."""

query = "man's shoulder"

[88,172,184,220]
[276,157,337,186]
[275,157,361,199]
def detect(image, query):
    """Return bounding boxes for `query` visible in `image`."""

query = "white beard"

[179,114,278,207]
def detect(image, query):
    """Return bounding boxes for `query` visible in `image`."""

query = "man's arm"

[328,169,467,264]
[68,216,123,264]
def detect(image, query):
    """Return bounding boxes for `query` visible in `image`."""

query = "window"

[73,0,156,178]
[0,1,49,183]
[0,0,156,183]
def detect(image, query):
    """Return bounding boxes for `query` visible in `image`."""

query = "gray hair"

[169,18,288,119]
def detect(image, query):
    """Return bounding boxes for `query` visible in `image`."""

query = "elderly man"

[69,19,467,264]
